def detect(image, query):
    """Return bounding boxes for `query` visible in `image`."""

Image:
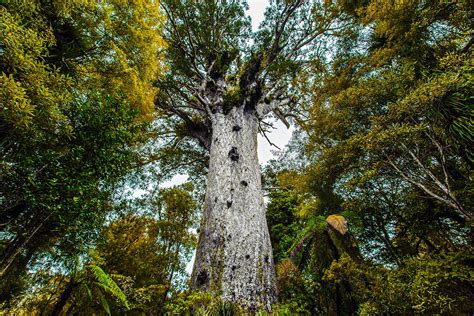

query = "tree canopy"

[0,0,166,305]
[266,0,473,314]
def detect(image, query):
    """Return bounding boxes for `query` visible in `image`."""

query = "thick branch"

[266,0,304,65]
[186,121,212,151]
[256,97,291,118]
[157,97,212,151]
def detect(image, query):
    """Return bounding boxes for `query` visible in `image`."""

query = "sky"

[248,0,268,30]
[161,0,293,188]
[249,0,293,167]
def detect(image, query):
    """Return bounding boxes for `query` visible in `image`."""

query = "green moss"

[222,85,242,113]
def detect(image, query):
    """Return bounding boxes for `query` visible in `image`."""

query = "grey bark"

[191,106,277,311]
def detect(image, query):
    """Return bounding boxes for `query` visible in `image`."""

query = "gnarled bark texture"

[191,106,276,310]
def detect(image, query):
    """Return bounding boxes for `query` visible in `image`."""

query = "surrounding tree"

[0,0,165,304]
[49,263,130,316]
[2,184,198,315]
[264,0,473,314]
[96,184,198,314]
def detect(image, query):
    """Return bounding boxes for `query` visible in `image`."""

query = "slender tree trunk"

[191,107,277,310]
[50,280,77,316]
[0,213,52,279]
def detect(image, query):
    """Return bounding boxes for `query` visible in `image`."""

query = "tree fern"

[80,283,92,302]
[288,216,326,258]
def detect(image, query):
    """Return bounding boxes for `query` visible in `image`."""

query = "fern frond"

[80,283,92,302]
[288,215,326,258]
[88,265,130,310]
[96,290,111,316]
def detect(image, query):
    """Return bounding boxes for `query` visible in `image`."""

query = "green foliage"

[265,1,473,314]
[266,189,304,263]
[165,290,255,315]
[265,172,360,314]
[165,290,215,315]
[0,4,72,130]
[0,0,166,307]
[2,183,198,315]
[95,184,198,314]
[304,0,473,259]
[274,259,315,315]
[0,94,146,303]
[88,265,130,312]
[325,252,474,314]
[1,0,472,314]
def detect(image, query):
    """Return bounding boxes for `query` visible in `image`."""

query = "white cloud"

[247,0,269,31]
[258,119,293,165]
[160,174,189,188]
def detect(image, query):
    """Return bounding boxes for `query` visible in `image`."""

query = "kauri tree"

[155,0,350,309]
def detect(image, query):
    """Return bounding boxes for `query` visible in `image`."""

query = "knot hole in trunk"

[196,270,209,287]
[228,147,239,162]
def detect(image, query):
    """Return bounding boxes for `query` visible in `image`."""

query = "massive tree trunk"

[191,106,277,310]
